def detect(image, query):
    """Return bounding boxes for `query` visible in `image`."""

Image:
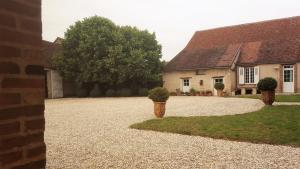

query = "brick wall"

[0,0,46,169]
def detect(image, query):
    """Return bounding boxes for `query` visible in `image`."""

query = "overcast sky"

[42,0,300,61]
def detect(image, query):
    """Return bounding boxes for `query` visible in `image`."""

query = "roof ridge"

[196,15,300,34]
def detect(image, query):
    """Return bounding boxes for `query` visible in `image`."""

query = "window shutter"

[239,67,244,84]
[254,66,260,84]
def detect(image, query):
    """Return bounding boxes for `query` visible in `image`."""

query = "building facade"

[163,16,300,95]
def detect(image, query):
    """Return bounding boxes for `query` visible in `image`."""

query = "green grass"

[131,106,300,147]
[233,94,300,102]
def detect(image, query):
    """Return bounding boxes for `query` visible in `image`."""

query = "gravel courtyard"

[45,97,300,169]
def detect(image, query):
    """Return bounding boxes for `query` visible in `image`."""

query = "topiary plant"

[138,88,148,96]
[148,87,170,102]
[257,77,277,91]
[214,83,225,90]
[105,89,116,97]
[118,88,132,97]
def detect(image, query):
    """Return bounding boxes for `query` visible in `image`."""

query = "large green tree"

[52,16,163,89]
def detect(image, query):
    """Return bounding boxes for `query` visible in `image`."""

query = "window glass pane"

[183,79,189,86]
[284,70,293,82]
[250,67,254,83]
[244,67,255,84]
[215,78,223,84]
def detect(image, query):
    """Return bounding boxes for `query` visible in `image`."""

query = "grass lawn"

[131,106,300,147]
[233,94,300,102]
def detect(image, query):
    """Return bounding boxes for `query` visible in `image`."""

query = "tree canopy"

[52,16,163,90]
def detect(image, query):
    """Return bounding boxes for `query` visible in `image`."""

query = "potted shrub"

[257,77,277,105]
[190,88,197,96]
[148,87,170,118]
[214,83,225,97]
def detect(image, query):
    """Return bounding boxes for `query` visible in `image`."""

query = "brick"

[0,12,16,28]
[11,159,46,169]
[0,150,22,166]
[0,62,20,74]
[25,118,45,131]
[0,28,41,46]
[27,0,41,6]
[0,45,21,57]
[25,65,44,75]
[26,144,46,158]
[23,92,44,105]
[0,133,44,151]
[0,1,40,18]
[0,105,44,121]
[0,121,20,136]
[2,78,45,89]
[0,93,21,106]
[20,18,42,32]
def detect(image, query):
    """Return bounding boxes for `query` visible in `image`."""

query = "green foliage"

[257,77,277,91]
[105,89,116,97]
[89,84,102,97]
[148,87,169,102]
[214,83,225,90]
[131,105,300,147]
[138,88,148,96]
[117,88,132,97]
[52,16,163,90]
[190,88,198,95]
[76,88,88,97]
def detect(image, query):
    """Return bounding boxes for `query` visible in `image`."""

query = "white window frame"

[244,67,255,84]
[183,79,190,86]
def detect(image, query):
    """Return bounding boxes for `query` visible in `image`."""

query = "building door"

[213,78,224,96]
[283,65,294,93]
[182,79,190,93]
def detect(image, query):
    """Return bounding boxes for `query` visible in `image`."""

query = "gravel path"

[45,97,300,169]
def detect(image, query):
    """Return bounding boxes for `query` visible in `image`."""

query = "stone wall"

[0,0,46,168]
[163,68,235,95]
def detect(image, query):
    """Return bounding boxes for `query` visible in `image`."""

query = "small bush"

[105,89,116,97]
[89,84,102,97]
[118,88,132,97]
[190,88,197,95]
[138,88,148,96]
[257,77,277,91]
[214,83,225,90]
[148,87,170,102]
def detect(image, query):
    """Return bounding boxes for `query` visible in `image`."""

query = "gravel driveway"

[45,97,300,169]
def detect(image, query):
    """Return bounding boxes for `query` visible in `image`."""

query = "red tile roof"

[165,16,300,71]
[42,38,62,68]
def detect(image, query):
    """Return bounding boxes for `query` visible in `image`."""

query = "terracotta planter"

[261,90,275,105]
[153,102,166,118]
[217,90,223,97]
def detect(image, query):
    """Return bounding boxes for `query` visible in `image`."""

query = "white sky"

[42,0,300,61]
